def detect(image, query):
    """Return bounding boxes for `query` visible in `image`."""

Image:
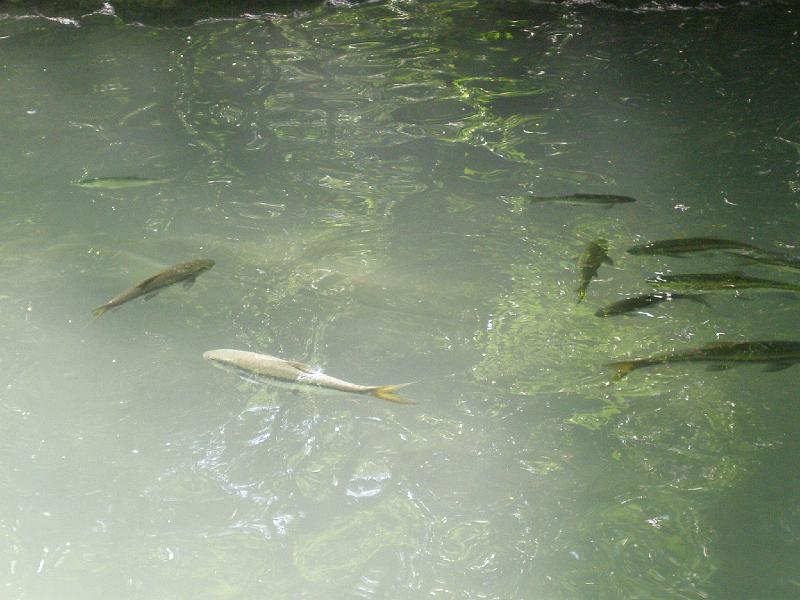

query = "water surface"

[1,1,799,598]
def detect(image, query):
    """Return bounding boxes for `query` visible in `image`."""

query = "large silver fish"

[203,349,414,404]
[93,258,214,316]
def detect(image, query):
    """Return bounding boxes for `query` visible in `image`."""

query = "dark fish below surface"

[577,239,612,303]
[529,193,636,207]
[73,176,170,189]
[93,258,214,316]
[608,340,800,381]
[203,349,414,404]
[728,252,800,271]
[595,293,709,317]
[647,271,800,293]
[627,237,763,256]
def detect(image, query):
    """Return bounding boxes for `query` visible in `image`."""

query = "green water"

[1,1,799,598]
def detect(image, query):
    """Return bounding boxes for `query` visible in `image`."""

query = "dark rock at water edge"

[4,0,790,25]
[2,0,329,25]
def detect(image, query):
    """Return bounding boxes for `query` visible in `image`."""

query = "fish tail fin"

[607,361,637,382]
[369,383,416,404]
[92,305,108,318]
[576,288,586,303]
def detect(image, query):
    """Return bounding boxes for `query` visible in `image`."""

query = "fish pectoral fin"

[182,276,198,289]
[705,363,734,371]
[286,360,314,373]
[144,291,160,301]
[763,362,796,372]
[602,255,614,266]
[236,372,263,385]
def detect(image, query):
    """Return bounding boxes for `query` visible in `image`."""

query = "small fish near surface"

[203,349,414,404]
[595,293,709,317]
[529,193,636,208]
[627,237,764,257]
[577,239,613,303]
[73,176,170,189]
[93,258,214,317]
[647,271,800,293]
[608,340,800,381]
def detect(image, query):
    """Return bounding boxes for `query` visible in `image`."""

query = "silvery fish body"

[203,349,413,404]
[628,237,762,256]
[595,293,708,317]
[73,176,169,189]
[529,193,636,207]
[608,340,800,381]
[93,258,214,316]
[647,271,800,293]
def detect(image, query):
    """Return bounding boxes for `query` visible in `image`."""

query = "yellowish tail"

[93,305,109,317]
[607,360,638,382]
[369,383,416,404]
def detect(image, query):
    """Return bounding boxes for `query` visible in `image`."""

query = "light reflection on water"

[1,1,799,598]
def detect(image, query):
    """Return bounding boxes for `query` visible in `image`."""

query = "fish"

[528,193,636,208]
[93,258,214,316]
[726,252,800,271]
[647,271,800,293]
[203,349,414,404]
[627,237,763,256]
[577,239,613,303]
[73,176,169,189]
[608,340,800,381]
[594,293,709,317]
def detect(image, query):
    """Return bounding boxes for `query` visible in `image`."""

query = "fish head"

[203,349,240,368]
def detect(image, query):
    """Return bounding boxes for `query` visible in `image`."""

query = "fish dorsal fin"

[136,273,162,290]
[286,359,314,373]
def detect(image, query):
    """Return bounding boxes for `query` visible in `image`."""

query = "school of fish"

[85,178,799,400]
